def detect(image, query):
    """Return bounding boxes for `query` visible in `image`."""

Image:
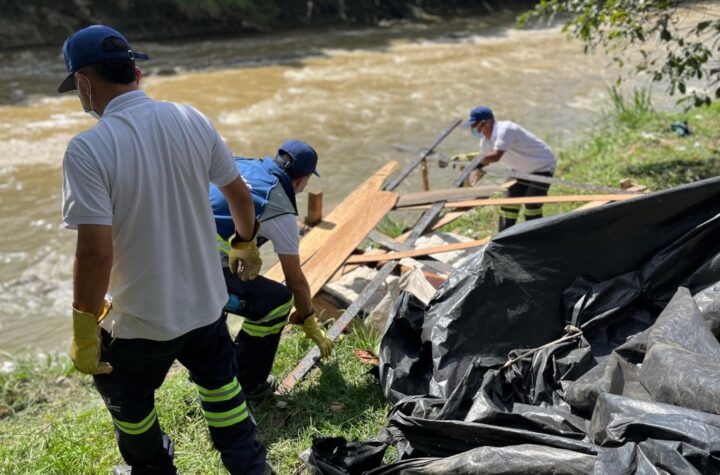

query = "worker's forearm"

[73,252,112,315]
[480,154,501,166]
[287,277,314,318]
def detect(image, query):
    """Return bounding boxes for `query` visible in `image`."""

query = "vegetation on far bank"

[2,90,720,474]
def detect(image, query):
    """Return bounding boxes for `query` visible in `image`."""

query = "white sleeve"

[258,214,300,256]
[208,131,238,187]
[62,150,113,227]
[494,123,513,152]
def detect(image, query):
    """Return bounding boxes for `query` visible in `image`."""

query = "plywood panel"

[303,191,398,297]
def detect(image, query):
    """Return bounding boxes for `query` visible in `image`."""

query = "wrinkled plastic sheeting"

[365,444,596,475]
[303,437,388,475]
[305,178,720,475]
[591,393,720,474]
[380,177,720,402]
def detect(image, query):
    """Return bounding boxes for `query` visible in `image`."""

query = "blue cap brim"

[58,73,76,93]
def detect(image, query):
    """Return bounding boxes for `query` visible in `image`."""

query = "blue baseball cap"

[463,106,494,126]
[58,25,149,93]
[278,140,320,177]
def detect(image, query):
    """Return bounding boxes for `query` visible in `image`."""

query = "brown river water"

[0,12,665,356]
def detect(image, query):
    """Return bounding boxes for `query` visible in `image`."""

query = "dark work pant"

[499,171,553,232]
[224,269,294,391]
[94,316,267,475]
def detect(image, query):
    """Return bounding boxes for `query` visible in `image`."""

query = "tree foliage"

[520,1,720,106]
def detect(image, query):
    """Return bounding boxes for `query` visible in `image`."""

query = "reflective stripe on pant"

[524,204,544,220]
[223,268,293,391]
[94,317,267,475]
[196,377,248,428]
[499,171,553,232]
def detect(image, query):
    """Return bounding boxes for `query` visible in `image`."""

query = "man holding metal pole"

[455,106,557,232]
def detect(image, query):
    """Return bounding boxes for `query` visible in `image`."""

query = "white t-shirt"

[62,90,238,341]
[259,213,300,256]
[257,185,300,256]
[479,120,556,173]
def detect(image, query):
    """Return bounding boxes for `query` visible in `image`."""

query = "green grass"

[0,325,387,474]
[442,88,720,238]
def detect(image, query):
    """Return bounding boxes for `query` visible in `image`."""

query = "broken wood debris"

[395,185,508,208]
[273,120,638,395]
[346,238,490,264]
[398,193,638,210]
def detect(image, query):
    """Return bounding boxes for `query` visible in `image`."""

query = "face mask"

[77,74,101,121]
[471,127,483,139]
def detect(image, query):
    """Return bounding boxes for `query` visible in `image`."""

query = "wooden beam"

[304,192,323,226]
[396,185,507,208]
[346,238,490,264]
[399,193,638,211]
[302,191,398,298]
[264,161,398,283]
[421,158,430,191]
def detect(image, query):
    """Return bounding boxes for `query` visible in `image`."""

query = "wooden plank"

[399,193,638,211]
[396,185,507,208]
[303,191,398,298]
[304,192,323,226]
[395,209,471,244]
[264,161,398,283]
[482,167,627,194]
[346,238,490,264]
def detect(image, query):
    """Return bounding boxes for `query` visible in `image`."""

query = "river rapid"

[0,13,640,355]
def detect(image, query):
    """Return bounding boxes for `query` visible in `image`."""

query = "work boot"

[244,375,276,402]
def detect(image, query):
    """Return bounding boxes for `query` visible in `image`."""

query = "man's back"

[483,120,556,173]
[63,90,238,340]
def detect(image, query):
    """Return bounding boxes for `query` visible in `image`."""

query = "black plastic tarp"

[304,177,720,474]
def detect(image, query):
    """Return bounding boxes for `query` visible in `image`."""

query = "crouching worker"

[210,140,334,400]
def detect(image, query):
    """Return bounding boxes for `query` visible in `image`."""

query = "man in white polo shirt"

[59,25,269,474]
[464,106,557,232]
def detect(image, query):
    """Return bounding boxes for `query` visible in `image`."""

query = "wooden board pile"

[265,119,644,394]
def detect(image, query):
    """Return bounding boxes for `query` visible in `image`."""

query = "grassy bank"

[2,91,720,474]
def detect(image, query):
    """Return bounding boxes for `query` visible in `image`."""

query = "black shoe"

[244,375,276,402]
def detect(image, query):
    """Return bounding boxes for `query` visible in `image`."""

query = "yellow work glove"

[301,314,334,359]
[228,221,262,281]
[450,152,479,162]
[70,301,113,375]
